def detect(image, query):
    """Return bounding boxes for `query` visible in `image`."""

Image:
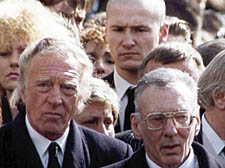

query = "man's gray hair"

[135,68,198,113]
[11,38,93,112]
[198,50,225,109]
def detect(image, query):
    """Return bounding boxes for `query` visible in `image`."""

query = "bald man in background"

[103,0,168,132]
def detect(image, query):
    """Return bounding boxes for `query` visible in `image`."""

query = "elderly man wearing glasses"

[103,68,223,168]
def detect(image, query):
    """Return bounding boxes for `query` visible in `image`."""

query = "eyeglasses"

[138,111,196,130]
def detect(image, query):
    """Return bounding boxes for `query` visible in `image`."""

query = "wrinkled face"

[134,86,200,167]
[75,101,115,137]
[0,41,26,92]
[21,53,81,140]
[144,58,203,82]
[85,41,114,78]
[106,2,163,75]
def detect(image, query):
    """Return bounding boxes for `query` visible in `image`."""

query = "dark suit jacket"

[103,72,115,88]
[102,142,224,168]
[115,130,143,152]
[103,72,122,133]
[0,112,133,168]
[1,90,12,124]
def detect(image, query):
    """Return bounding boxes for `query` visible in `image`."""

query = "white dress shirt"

[202,114,225,164]
[145,147,199,168]
[114,69,135,131]
[25,115,69,168]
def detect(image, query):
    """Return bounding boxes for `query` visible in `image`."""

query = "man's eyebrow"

[132,25,151,29]
[63,80,78,86]
[110,25,125,28]
[36,77,50,82]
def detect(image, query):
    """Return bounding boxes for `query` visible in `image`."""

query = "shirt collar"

[202,114,225,155]
[114,69,135,100]
[145,147,198,168]
[25,114,69,158]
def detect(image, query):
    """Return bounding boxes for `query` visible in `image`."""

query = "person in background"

[104,68,223,168]
[80,20,114,78]
[104,0,168,132]
[0,0,78,125]
[139,41,205,82]
[196,39,225,66]
[165,16,192,45]
[75,77,119,137]
[39,0,95,31]
[197,50,225,165]
[0,38,133,168]
[201,9,225,42]
[116,41,205,152]
[84,11,106,27]
[165,0,207,46]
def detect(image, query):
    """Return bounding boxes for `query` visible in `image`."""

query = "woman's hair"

[0,0,80,53]
[77,78,119,125]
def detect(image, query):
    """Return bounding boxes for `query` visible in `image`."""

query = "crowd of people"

[0,0,224,167]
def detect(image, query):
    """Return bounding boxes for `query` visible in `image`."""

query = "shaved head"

[106,0,166,24]
[105,0,168,84]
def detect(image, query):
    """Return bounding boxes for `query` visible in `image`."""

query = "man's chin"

[161,155,183,167]
[119,63,140,72]
[43,127,64,140]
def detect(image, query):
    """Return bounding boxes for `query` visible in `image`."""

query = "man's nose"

[47,86,63,106]
[122,31,135,49]
[163,118,178,137]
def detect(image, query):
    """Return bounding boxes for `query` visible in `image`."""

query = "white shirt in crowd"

[26,115,69,168]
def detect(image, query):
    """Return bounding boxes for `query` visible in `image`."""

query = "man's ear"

[159,24,168,44]
[192,104,201,136]
[213,87,225,110]
[194,115,201,136]
[131,113,142,140]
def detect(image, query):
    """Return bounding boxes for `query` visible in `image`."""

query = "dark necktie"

[124,87,135,131]
[221,146,225,155]
[47,142,60,168]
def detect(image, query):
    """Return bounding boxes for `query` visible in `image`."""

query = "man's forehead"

[27,53,82,77]
[107,0,164,9]
[140,84,196,110]
[107,1,165,27]
[107,0,165,17]
[37,76,79,85]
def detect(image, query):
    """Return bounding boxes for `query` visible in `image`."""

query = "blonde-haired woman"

[0,0,79,124]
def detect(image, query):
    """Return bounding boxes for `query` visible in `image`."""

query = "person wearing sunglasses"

[104,68,223,168]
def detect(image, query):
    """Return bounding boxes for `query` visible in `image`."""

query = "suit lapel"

[62,121,87,168]
[103,72,122,132]
[125,146,149,168]
[12,113,44,168]
[102,72,115,88]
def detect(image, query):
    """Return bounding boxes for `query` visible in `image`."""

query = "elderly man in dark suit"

[197,50,225,165]
[0,38,132,168]
[103,68,223,168]
[104,0,168,132]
